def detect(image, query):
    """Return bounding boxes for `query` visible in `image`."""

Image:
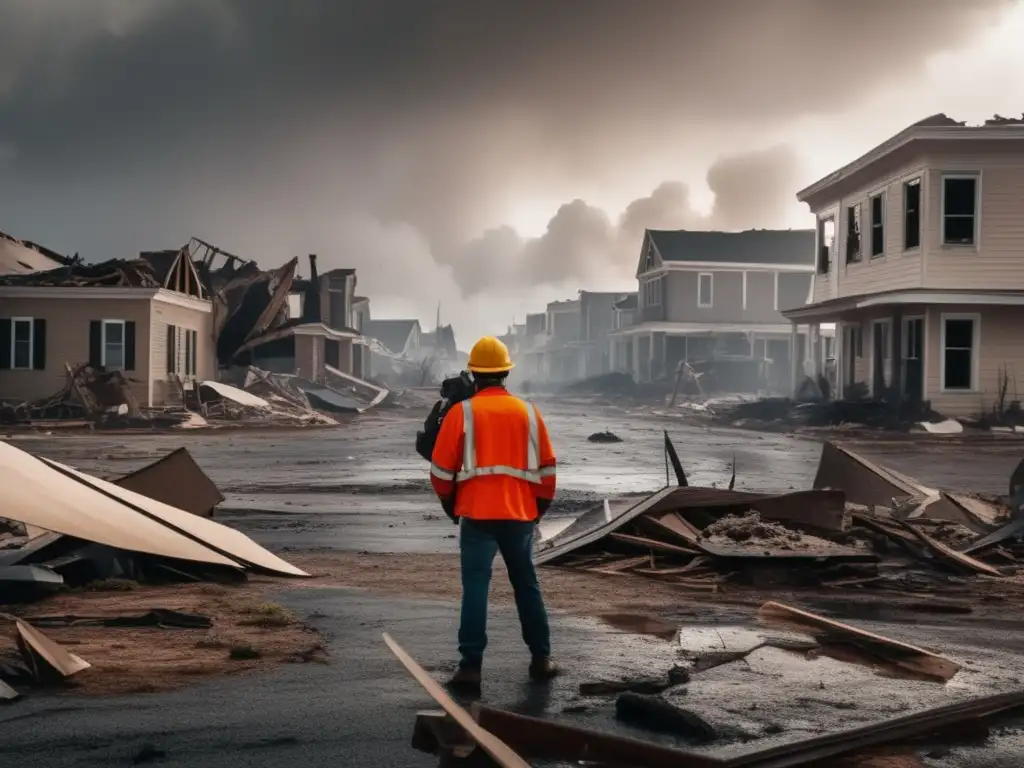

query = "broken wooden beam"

[608,532,699,556]
[382,633,531,768]
[899,522,1002,577]
[756,601,961,682]
[472,703,724,768]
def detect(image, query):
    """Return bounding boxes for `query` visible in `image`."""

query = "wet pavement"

[5,400,1024,765]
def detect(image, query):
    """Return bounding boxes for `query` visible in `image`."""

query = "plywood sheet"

[115,448,224,518]
[0,441,238,567]
[46,458,309,578]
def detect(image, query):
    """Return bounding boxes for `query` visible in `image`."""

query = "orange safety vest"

[430,388,557,521]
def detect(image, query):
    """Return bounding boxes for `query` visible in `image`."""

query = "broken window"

[11,318,33,370]
[845,204,861,263]
[942,176,978,245]
[904,178,921,250]
[869,193,885,257]
[697,273,713,308]
[943,316,976,390]
[817,216,834,274]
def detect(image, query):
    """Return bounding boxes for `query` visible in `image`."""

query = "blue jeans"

[458,518,551,668]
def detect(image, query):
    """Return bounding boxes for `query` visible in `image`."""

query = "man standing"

[429,335,558,690]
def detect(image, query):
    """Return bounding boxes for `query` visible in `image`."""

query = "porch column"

[609,339,617,372]
[789,323,800,396]
[811,322,822,379]
[891,308,904,409]
[835,321,844,400]
[632,335,640,381]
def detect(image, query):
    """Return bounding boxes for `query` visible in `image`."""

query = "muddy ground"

[4,398,1024,767]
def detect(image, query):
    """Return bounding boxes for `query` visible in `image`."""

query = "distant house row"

[0,237,458,407]
[505,228,826,393]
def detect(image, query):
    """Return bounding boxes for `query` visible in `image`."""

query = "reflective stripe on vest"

[456,398,552,484]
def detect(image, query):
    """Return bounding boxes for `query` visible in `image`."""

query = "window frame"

[10,316,34,371]
[940,173,980,248]
[940,312,981,393]
[816,214,835,274]
[697,272,714,309]
[869,191,886,258]
[845,203,862,264]
[903,177,922,251]
[101,319,127,370]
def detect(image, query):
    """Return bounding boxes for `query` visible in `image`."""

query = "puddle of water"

[597,612,679,640]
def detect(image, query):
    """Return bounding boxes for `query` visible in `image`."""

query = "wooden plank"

[381,633,532,768]
[472,703,725,768]
[900,522,1003,577]
[757,601,960,682]
[608,532,699,556]
[749,489,848,533]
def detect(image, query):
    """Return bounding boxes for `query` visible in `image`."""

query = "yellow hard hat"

[467,336,514,374]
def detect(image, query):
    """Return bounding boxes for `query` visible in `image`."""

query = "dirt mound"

[700,511,844,552]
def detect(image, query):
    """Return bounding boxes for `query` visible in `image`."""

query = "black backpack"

[415,371,474,462]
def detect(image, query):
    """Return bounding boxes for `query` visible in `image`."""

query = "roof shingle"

[647,229,814,267]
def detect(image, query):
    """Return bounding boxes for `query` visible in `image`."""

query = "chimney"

[303,254,321,323]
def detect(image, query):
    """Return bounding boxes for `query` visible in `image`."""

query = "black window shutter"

[184,330,192,375]
[89,321,103,367]
[190,330,197,377]
[32,318,46,370]
[124,321,137,371]
[166,324,177,374]
[0,319,10,370]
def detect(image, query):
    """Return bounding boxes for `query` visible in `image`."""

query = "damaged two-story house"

[0,244,215,407]
[782,115,1024,417]
[610,229,818,389]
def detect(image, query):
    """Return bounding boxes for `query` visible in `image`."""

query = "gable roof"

[644,229,814,273]
[365,319,420,356]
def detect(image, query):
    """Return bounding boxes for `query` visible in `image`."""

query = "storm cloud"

[0,0,1012,333]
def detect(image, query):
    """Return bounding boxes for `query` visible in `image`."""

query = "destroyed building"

[609,229,833,393]
[784,114,1024,417]
[0,241,387,420]
[229,254,369,381]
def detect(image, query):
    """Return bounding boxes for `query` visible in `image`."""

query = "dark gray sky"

[0,0,1013,335]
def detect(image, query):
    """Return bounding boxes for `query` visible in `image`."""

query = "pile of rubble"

[0,439,309,702]
[534,437,1024,594]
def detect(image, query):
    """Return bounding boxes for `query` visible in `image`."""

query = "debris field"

[0,438,314,702]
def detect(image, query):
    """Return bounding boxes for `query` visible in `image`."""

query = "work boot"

[528,656,559,683]
[447,664,482,693]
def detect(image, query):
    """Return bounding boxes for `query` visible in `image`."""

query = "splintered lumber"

[472,703,725,768]
[608,532,699,556]
[899,522,1002,577]
[381,633,531,768]
[757,601,961,682]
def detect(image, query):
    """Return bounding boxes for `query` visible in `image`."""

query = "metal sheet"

[46,458,309,578]
[0,441,239,567]
[0,565,63,585]
[199,381,271,408]
[115,448,224,519]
